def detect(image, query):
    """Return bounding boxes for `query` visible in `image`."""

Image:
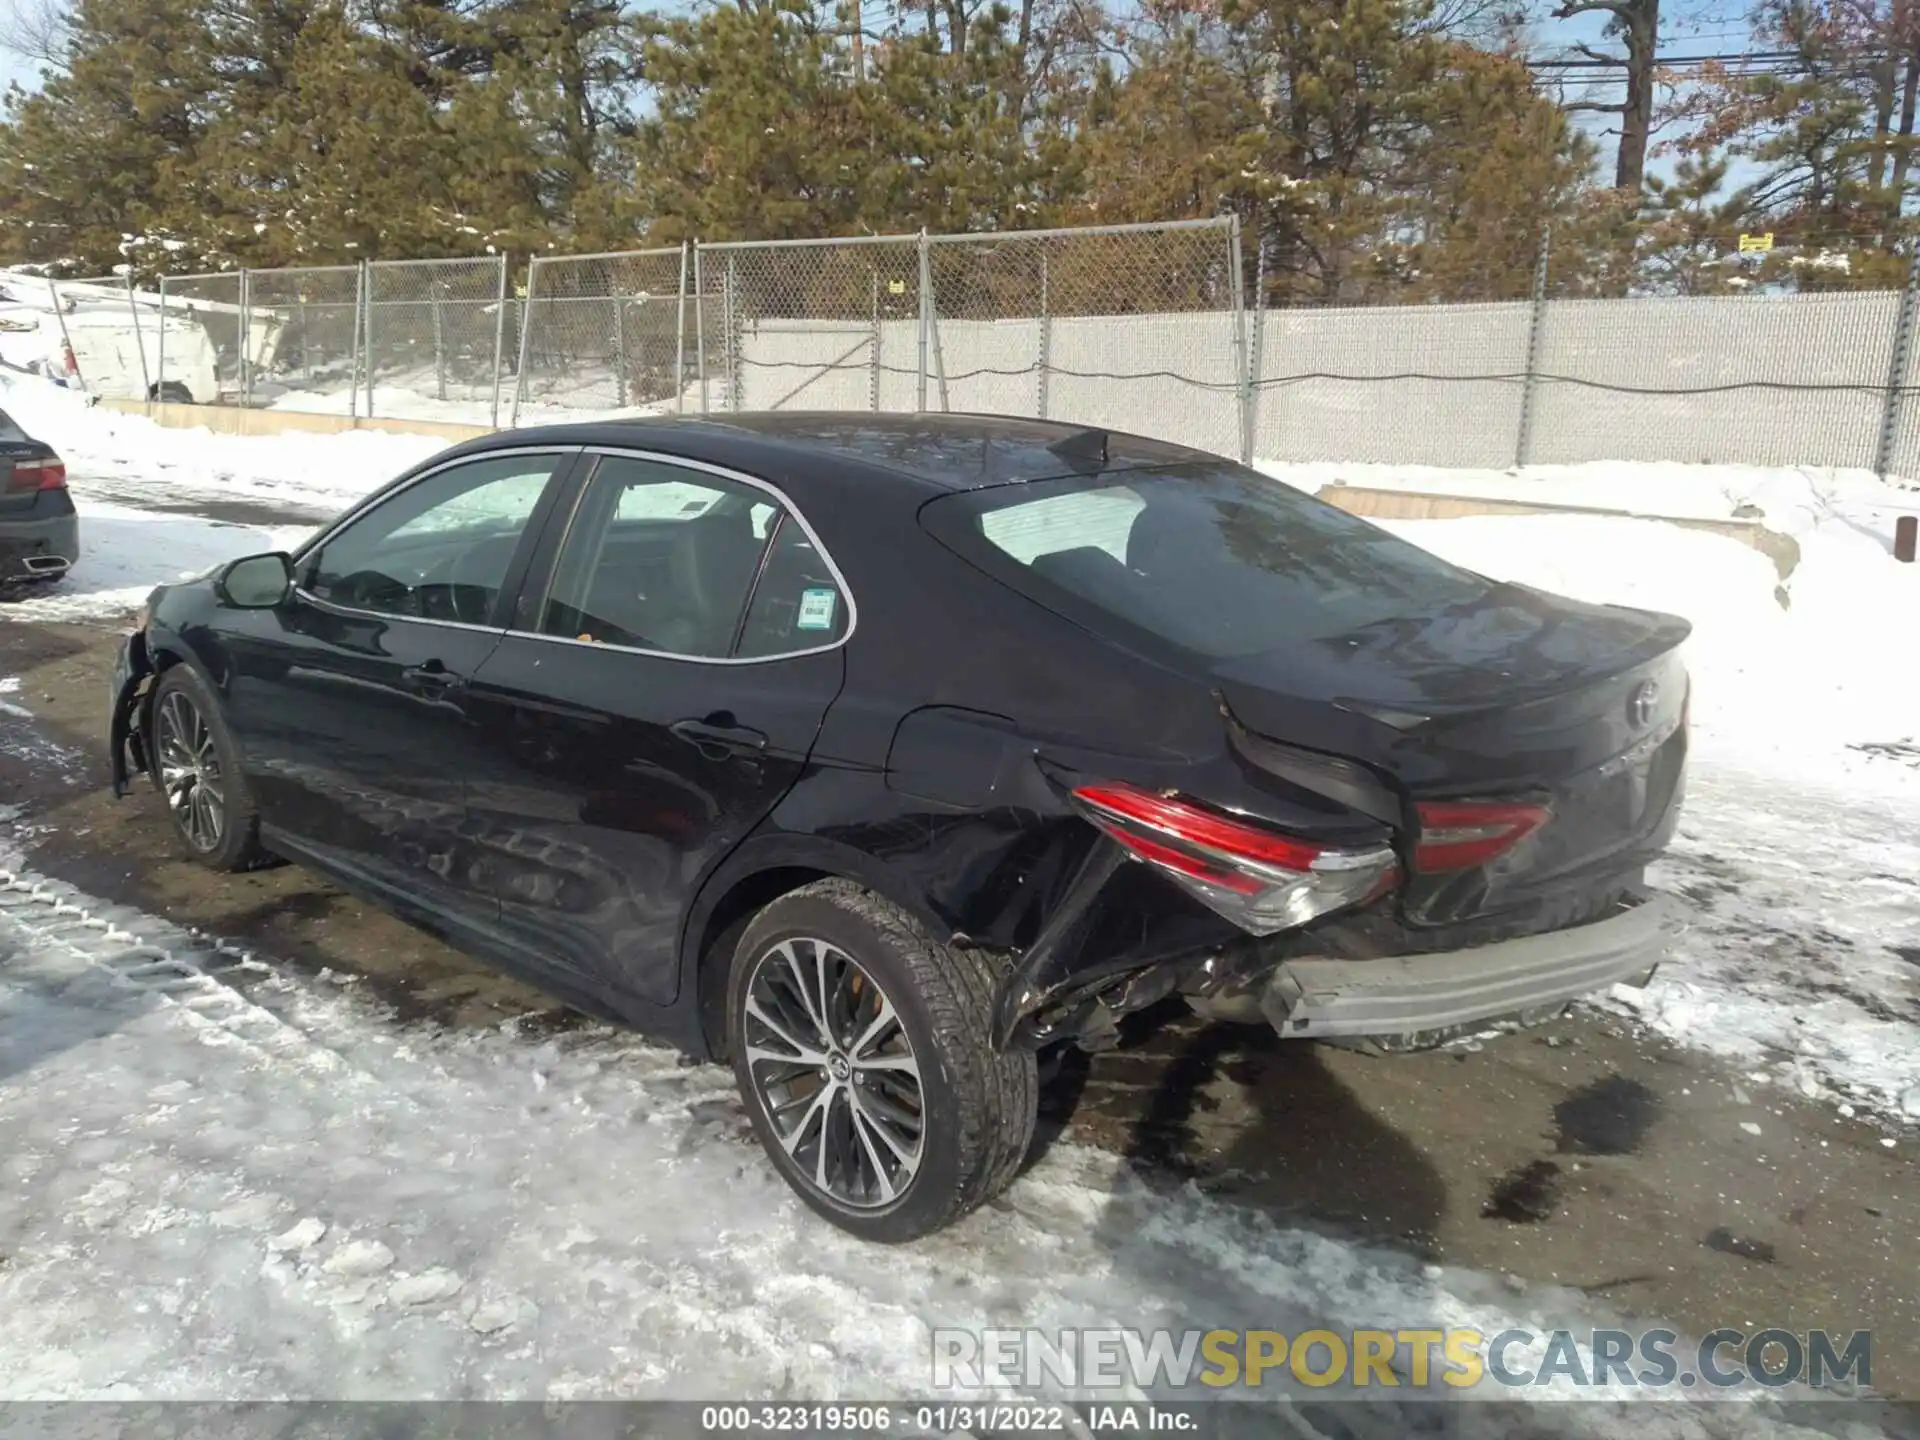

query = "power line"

[1526,48,1830,68]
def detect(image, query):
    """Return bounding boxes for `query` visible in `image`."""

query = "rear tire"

[148,666,266,872]
[727,879,1037,1241]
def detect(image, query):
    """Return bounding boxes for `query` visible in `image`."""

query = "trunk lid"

[1218,585,1690,929]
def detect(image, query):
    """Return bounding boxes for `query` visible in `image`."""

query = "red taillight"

[1073,784,1327,874]
[1413,800,1550,873]
[8,458,66,492]
[1071,780,1399,936]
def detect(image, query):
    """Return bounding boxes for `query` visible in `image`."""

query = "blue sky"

[0,47,38,95]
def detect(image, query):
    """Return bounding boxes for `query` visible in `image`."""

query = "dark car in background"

[0,406,76,586]
[107,413,1690,1240]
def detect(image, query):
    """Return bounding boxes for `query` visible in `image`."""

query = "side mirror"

[215,551,293,609]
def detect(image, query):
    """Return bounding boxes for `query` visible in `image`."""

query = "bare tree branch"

[0,0,71,70]
[1552,0,1635,20]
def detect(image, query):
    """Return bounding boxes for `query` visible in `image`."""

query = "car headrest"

[1124,500,1208,576]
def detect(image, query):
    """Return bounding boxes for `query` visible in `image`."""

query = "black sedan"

[0,405,76,585]
[108,414,1689,1240]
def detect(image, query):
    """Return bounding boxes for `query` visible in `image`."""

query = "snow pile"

[0,860,1847,1427]
[0,370,446,516]
[0,503,312,623]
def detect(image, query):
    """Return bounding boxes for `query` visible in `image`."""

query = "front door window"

[304,454,562,626]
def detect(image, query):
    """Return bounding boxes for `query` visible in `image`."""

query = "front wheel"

[728,879,1037,1242]
[148,666,266,872]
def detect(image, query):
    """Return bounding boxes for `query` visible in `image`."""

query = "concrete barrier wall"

[97,398,491,444]
[1318,484,1801,579]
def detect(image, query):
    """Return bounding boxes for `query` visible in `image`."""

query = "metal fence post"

[45,277,82,392]
[512,257,539,429]
[723,253,739,411]
[239,268,253,409]
[430,276,447,402]
[920,235,950,412]
[361,260,376,419]
[614,284,629,409]
[916,231,931,413]
[694,242,709,415]
[1229,214,1252,463]
[675,242,689,415]
[1515,224,1552,467]
[490,254,508,430]
[157,276,168,402]
[126,272,151,400]
[869,267,882,412]
[1245,243,1267,463]
[350,261,366,422]
[1037,244,1051,420]
[1875,246,1920,479]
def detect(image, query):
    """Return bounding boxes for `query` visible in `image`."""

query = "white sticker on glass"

[796,587,838,631]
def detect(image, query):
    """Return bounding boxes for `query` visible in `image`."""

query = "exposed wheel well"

[694,865,832,1060]
[135,645,189,763]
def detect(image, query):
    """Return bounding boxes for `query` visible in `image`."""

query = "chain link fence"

[926,221,1244,457]
[364,257,509,424]
[241,264,362,416]
[18,275,149,401]
[29,219,1920,481]
[1521,225,1905,472]
[685,236,922,417]
[1247,226,1919,474]
[514,247,687,422]
[156,271,245,406]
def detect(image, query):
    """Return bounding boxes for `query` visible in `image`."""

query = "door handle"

[402,660,465,697]
[670,716,768,756]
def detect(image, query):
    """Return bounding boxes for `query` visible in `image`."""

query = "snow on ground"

[0,502,313,623]
[0,371,444,518]
[0,860,1857,1427]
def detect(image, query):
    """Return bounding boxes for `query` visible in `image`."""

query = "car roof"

[483,411,1218,491]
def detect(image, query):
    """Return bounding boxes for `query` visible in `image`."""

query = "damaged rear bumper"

[1259,893,1685,1041]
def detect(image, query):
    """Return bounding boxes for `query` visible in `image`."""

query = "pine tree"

[0,0,219,274]
[178,1,465,265]
[1072,0,1592,302]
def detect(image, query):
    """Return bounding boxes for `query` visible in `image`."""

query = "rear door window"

[923,463,1493,660]
[536,455,847,659]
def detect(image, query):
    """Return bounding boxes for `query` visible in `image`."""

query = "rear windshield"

[0,409,26,442]
[922,464,1494,660]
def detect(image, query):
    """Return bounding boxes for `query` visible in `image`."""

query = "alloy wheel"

[155,689,225,852]
[741,936,925,1210]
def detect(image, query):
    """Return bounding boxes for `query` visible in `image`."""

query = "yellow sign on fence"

[1738,232,1775,253]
